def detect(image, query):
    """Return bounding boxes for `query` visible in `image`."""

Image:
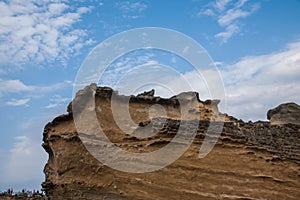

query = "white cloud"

[0,134,47,191]
[99,53,158,87]
[116,1,148,12]
[45,103,59,109]
[0,0,93,67]
[215,24,239,43]
[221,40,300,120]
[0,79,71,96]
[76,36,299,122]
[0,79,33,95]
[157,39,300,120]
[6,98,30,106]
[48,3,69,15]
[0,79,72,108]
[108,39,300,121]
[215,0,231,11]
[157,40,300,120]
[199,8,215,16]
[199,0,260,43]
[217,3,259,27]
[0,110,65,191]
[97,1,148,35]
[33,80,72,93]
[51,95,70,103]
[45,94,70,109]
[115,1,148,19]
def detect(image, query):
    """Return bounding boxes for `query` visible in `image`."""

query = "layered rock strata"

[42,84,300,200]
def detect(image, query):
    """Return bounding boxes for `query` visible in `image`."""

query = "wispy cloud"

[32,80,72,93]
[0,79,71,96]
[104,39,300,121]
[0,109,69,191]
[214,24,239,42]
[199,0,260,43]
[0,134,46,191]
[0,0,94,67]
[221,39,300,120]
[6,98,30,106]
[45,103,59,109]
[44,94,70,109]
[0,79,33,95]
[0,79,72,108]
[217,3,259,26]
[163,40,300,120]
[115,1,148,19]
[97,1,149,36]
[99,52,158,87]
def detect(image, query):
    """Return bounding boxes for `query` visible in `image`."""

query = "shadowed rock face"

[267,102,300,125]
[42,85,300,200]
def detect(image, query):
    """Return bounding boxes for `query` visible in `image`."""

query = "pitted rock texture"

[42,85,300,200]
[267,102,300,125]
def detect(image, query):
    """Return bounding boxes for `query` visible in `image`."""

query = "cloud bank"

[0,0,94,67]
[222,40,300,120]
[98,39,300,121]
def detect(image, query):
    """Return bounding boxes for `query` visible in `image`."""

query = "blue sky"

[0,0,300,191]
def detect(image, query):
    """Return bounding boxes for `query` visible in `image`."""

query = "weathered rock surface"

[42,85,300,200]
[267,102,300,125]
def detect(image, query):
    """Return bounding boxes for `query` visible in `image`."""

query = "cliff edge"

[42,84,300,200]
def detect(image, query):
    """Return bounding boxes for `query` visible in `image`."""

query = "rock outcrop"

[267,102,300,125]
[137,89,155,97]
[42,85,300,200]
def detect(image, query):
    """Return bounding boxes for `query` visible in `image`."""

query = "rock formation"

[42,84,300,200]
[137,89,155,97]
[267,102,300,125]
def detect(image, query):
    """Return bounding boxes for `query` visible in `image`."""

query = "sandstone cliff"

[42,84,300,200]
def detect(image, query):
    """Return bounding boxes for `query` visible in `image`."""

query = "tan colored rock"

[42,85,300,200]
